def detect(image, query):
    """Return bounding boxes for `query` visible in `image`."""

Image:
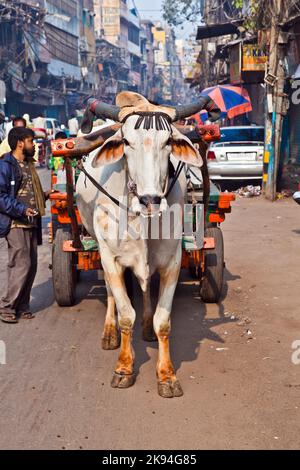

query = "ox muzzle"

[130,194,168,218]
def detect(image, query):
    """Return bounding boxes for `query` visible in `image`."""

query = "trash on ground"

[237,317,252,327]
[236,185,261,198]
[241,329,254,339]
[224,312,237,321]
[276,190,292,199]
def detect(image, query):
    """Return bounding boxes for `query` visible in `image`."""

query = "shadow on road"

[35,263,240,376]
[127,268,240,375]
[31,277,55,314]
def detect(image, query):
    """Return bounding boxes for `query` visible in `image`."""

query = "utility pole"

[201,0,210,89]
[264,0,288,200]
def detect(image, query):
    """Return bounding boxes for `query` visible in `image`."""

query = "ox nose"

[139,195,162,207]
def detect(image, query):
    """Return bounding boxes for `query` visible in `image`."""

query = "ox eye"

[123,138,130,146]
[166,138,172,146]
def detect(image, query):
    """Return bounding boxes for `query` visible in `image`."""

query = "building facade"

[0,0,98,121]
[93,0,155,101]
[80,0,98,93]
[0,0,186,118]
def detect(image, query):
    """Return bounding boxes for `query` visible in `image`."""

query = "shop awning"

[196,21,243,40]
[281,13,300,31]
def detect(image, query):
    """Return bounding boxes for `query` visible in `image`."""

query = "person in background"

[0,127,52,323]
[68,115,79,137]
[0,117,39,161]
[23,113,32,128]
[0,110,6,142]
[5,114,16,137]
[55,131,67,140]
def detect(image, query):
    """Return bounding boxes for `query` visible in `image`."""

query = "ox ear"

[92,129,124,167]
[170,126,203,167]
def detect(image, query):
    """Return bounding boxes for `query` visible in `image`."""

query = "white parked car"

[33,117,65,169]
[207,126,264,180]
[45,118,62,139]
[33,117,61,140]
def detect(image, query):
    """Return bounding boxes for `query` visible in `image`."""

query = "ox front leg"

[102,276,120,350]
[154,251,183,398]
[142,284,157,342]
[111,320,136,389]
[101,252,136,389]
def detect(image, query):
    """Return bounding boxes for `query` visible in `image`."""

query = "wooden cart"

[48,124,235,307]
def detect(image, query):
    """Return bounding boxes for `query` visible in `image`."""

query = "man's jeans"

[0,228,38,316]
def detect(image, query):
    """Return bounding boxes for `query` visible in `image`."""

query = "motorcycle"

[293,191,300,205]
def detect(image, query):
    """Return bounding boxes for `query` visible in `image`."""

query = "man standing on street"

[0,127,49,323]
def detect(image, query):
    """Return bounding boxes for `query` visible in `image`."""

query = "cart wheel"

[52,228,77,306]
[200,226,224,304]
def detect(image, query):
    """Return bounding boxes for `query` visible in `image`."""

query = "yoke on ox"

[76,92,220,398]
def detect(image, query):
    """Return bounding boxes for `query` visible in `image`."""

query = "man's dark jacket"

[0,153,26,238]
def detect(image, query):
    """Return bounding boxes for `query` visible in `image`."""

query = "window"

[130,54,140,73]
[47,0,77,18]
[0,22,14,47]
[128,25,140,46]
[219,127,265,143]
[89,13,94,28]
[45,24,79,66]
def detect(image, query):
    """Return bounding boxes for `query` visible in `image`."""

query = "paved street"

[0,168,300,450]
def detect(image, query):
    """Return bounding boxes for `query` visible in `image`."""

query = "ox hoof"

[142,326,157,343]
[102,328,120,350]
[157,380,184,398]
[111,372,136,389]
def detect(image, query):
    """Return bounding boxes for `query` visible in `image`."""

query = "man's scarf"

[28,161,46,217]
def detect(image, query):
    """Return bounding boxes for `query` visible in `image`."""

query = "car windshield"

[220,127,265,143]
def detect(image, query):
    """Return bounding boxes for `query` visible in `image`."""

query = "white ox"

[76,92,219,398]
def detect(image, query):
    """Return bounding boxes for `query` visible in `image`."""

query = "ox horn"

[173,96,221,122]
[51,124,121,158]
[81,98,121,134]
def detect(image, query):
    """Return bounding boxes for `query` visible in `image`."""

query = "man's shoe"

[18,312,35,320]
[0,312,19,323]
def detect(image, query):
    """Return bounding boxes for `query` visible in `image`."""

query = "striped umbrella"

[199,85,253,121]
